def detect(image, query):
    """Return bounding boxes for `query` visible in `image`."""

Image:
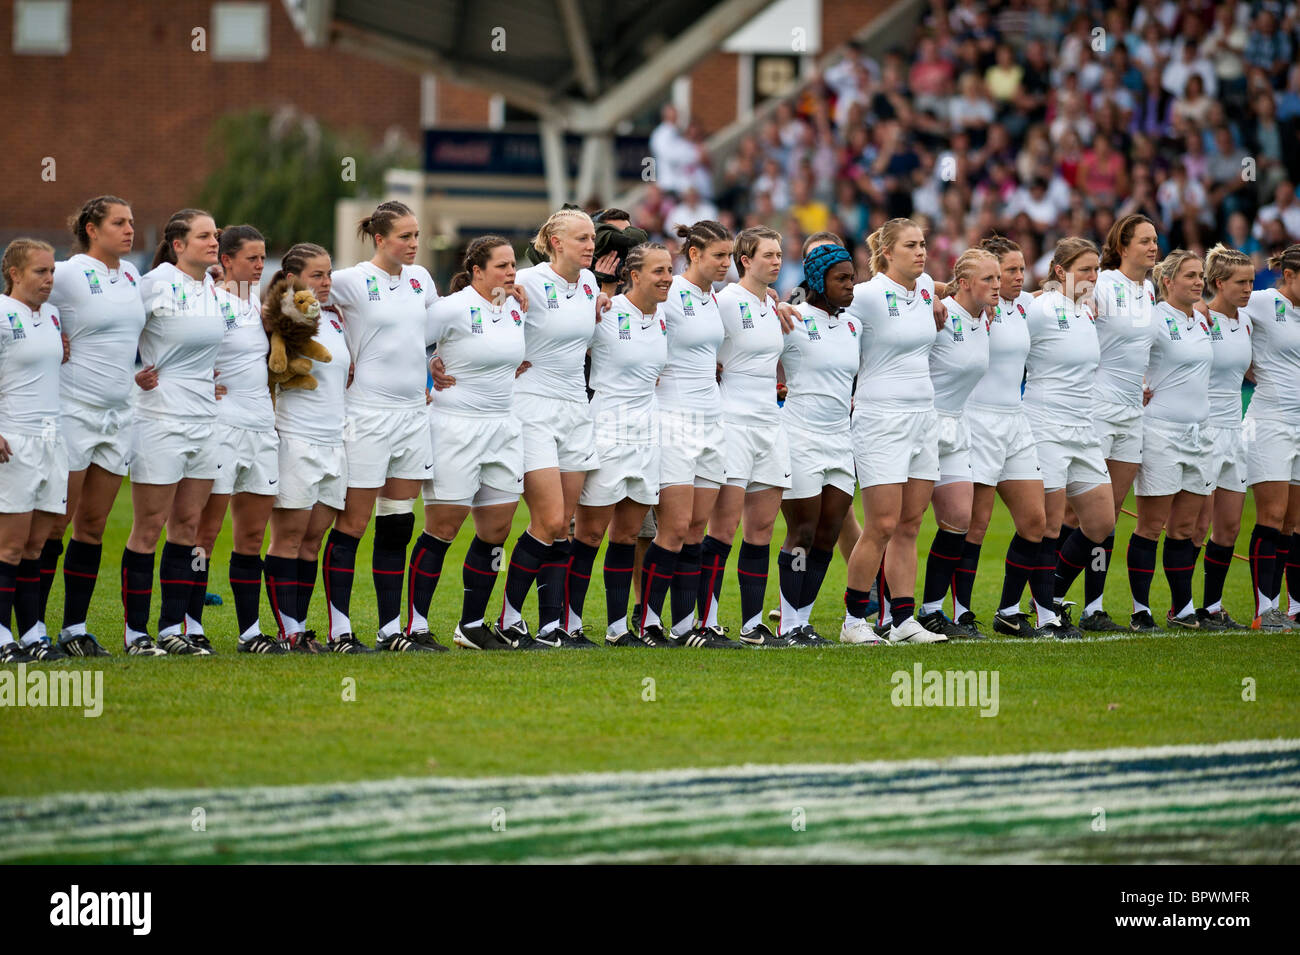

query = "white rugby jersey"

[0,294,63,435]
[1205,308,1253,428]
[846,271,938,412]
[1144,302,1212,423]
[1022,289,1101,425]
[331,262,437,410]
[137,262,226,420]
[716,283,783,427]
[49,253,145,409]
[426,286,526,416]
[1244,288,1300,421]
[931,296,991,414]
[780,302,858,432]
[1093,269,1158,408]
[214,290,274,432]
[275,305,350,446]
[656,275,725,412]
[968,292,1033,412]
[513,263,598,403]
[588,293,668,445]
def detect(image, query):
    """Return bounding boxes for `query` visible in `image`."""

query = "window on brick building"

[13,0,69,55]
[212,2,269,62]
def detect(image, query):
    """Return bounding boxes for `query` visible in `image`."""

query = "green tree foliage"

[195,106,418,251]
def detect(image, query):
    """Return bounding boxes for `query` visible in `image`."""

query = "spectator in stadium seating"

[649,104,693,198]
[1243,9,1293,87]
[1172,73,1215,126]
[1255,181,1300,243]
[666,185,719,237]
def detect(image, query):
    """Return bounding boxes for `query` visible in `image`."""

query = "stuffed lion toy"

[262,275,332,391]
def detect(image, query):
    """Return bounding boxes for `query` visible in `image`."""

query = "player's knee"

[1017,509,1046,541]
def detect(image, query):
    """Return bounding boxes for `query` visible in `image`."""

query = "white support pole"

[540,120,570,210]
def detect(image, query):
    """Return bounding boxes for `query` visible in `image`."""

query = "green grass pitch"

[2,484,1295,802]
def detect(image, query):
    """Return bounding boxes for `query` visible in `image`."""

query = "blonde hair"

[531,208,593,260]
[866,217,921,275]
[733,226,781,278]
[1152,249,1202,302]
[2,238,55,295]
[952,248,998,286]
[1049,236,1099,280]
[1203,243,1252,294]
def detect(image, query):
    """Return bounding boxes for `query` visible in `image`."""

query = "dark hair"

[1100,214,1155,270]
[801,231,843,255]
[269,242,330,287]
[619,242,670,285]
[675,220,731,265]
[1268,243,1300,280]
[151,208,212,269]
[357,200,415,243]
[594,208,632,224]
[218,224,265,264]
[449,235,513,293]
[68,195,130,253]
[978,233,1022,261]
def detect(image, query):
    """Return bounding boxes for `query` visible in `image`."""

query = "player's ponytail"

[620,241,669,286]
[356,200,414,244]
[1151,249,1201,302]
[269,242,329,287]
[977,233,1022,263]
[151,208,211,270]
[675,220,731,267]
[452,235,512,293]
[1267,243,1300,283]
[531,208,593,261]
[866,217,920,276]
[1203,244,1252,295]
[68,195,130,253]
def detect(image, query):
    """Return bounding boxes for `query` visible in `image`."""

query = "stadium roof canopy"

[284,0,778,203]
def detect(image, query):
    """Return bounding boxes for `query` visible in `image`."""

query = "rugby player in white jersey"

[188,225,286,654]
[955,236,1052,639]
[840,218,948,646]
[916,249,996,640]
[775,242,857,646]
[323,201,438,653]
[499,209,601,648]
[642,220,732,648]
[1193,245,1255,630]
[1023,237,1115,639]
[263,244,349,654]
[1126,251,1214,631]
[568,243,671,647]
[0,240,70,662]
[45,197,144,656]
[407,237,528,651]
[1241,244,1300,630]
[1066,215,1160,630]
[124,209,227,655]
[693,227,792,648]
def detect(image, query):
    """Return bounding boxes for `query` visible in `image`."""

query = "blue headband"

[804,244,852,294]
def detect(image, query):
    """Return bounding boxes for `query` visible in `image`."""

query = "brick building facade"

[1,0,886,245]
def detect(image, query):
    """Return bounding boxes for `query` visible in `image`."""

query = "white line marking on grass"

[0,738,1295,863]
